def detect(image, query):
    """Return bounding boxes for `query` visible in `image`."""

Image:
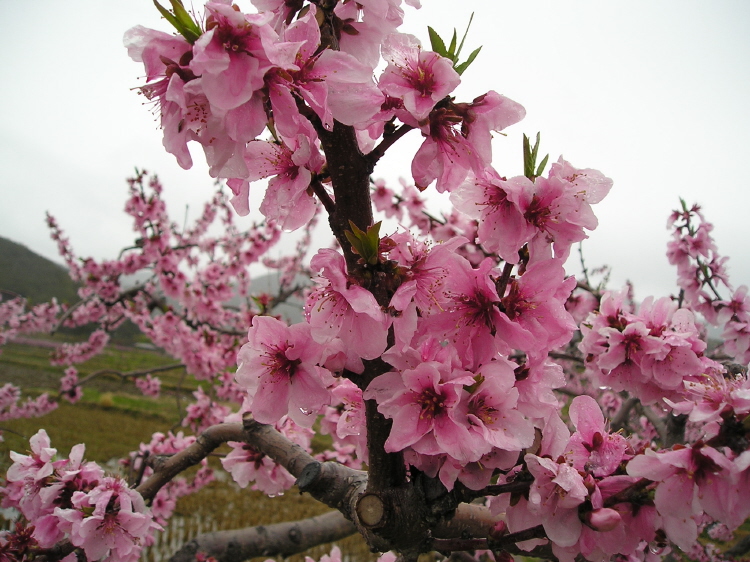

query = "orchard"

[1,1,750,561]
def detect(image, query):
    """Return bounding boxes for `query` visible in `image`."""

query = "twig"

[366,124,416,166]
[611,396,639,432]
[310,178,336,215]
[67,362,184,394]
[634,402,669,445]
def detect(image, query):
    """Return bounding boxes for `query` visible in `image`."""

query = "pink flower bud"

[585,508,622,532]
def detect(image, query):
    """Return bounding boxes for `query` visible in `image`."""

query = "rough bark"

[168,511,357,562]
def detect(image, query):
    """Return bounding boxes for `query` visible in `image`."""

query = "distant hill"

[0,236,79,305]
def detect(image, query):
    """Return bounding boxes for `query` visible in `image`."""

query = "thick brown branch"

[242,416,318,478]
[315,120,375,269]
[135,423,246,501]
[168,511,357,562]
[432,503,498,540]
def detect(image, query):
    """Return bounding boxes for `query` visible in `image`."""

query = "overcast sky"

[1,1,749,303]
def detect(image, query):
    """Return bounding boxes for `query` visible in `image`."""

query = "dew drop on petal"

[299,407,314,416]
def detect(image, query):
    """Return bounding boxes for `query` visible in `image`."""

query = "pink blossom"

[305,249,388,370]
[222,441,295,495]
[230,132,324,230]
[56,477,159,562]
[523,454,588,548]
[135,374,161,398]
[451,168,531,262]
[411,94,524,192]
[379,33,460,122]
[189,5,275,111]
[567,395,628,477]
[236,315,332,426]
[627,444,734,550]
[364,354,478,463]
[500,258,577,357]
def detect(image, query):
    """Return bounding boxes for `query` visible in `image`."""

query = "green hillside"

[0,236,79,305]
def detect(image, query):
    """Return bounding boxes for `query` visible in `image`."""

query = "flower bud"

[585,507,622,532]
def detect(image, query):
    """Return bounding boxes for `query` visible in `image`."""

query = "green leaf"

[366,221,382,252]
[454,46,481,75]
[170,0,202,41]
[530,132,540,165]
[455,12,475,59]
[427,26,448,58]
[153,0,200,43]
[535,154,550,177]
[345,221,381,265]
[448,29,458,60]
[523,133,548,180]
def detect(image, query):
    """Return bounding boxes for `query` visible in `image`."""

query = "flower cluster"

[1,430,159,561]
[579,292,720,404]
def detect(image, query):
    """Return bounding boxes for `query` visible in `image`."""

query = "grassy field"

[0,340,374,562]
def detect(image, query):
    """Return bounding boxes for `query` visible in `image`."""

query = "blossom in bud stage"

[584,507,622,532]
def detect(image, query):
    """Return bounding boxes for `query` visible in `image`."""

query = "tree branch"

[168,510,357,562]
[610,396,639,432]
[71,362,185,391]
[366,124,416,166]
[135,423,247,501]
[634,402,669,445]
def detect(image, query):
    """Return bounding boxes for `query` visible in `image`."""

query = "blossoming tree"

[2,1,750,561]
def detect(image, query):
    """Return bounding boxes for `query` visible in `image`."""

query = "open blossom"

[222,441,295,495]
[55,477,159,562]
[228,131,324,230]
[266,5,384,136]
[580,293,717,404]
[567,395,628,477]
[135,374,161,398]
[305,249,388,371]
[627,444,735,550]
[379,32,460,122]
[189,4,277,111]
[451,168,531,261]
[364,358,478,463]
[457,359,535,456]
[500,258,577,357]
[236,315,332,426]
[411,94,525,192]
[523,454,588,548]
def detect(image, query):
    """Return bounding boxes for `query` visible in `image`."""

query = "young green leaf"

[455,12,475,59]
[345,221,382,266]
[454,46,482,76]
[153,0,201,43]
[448,29,458,60]
[427,26,448,58]
[523,132,549,181]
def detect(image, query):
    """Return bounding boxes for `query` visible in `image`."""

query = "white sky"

[1,1,749,302]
